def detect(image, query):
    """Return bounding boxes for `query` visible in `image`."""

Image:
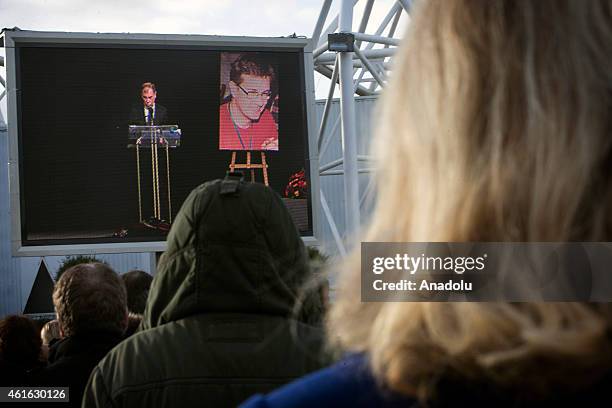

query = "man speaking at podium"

[129,82,168,125]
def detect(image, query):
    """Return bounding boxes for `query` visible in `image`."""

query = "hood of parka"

[141,175,322,330]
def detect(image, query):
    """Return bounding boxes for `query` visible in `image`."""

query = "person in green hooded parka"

[83,173,327,408]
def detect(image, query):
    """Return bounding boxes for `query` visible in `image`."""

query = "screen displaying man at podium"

[16,44,314,246]
[219,53,279,151]
[129,82,169,125]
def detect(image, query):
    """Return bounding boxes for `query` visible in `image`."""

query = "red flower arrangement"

[284,169,308,199]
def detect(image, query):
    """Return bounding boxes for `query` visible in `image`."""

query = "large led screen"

[16,44,312,247]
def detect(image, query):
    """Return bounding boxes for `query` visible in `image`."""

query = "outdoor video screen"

[17,44,312,246]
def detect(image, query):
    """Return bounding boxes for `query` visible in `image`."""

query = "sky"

[0,0,322,37]
[0,0,406,99]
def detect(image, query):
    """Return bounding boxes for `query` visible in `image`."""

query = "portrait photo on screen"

[219,52,279,151]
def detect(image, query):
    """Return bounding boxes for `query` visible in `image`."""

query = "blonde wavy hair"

[327,0,612,402]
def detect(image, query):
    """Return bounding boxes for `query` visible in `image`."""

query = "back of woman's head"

[328,0,612,403]
[0,315,42,369]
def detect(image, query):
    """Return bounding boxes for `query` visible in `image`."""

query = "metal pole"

[320,191,348,257]
[366,2,402,51]
[355,0,375,48]
[320,155,371,175]
[397,0,412,13]
[314,64,373,96]
[369,7,403,92]
[317,48,396,64]
[320,157,344,173]
[320,114,341,160]
[354,47,386,88]
[151,135,157,219]
[320,67,372,160]
[317,55,339,152]
[321,169,372,176]
[154,133,161,219]
[313,42,330,60]
[338,0,361,237]
[312,0,334,47]
[136,144,143,222]
[386,7,402,46]
[166,144,172,223]
[359,174,375,209]
[316,0,360,47]
[352,32,401,47]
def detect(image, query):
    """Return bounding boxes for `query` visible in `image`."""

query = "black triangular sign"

[23,260,55,314]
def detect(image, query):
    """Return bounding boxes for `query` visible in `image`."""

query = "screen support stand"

[135,134,173,231]
[229,151,269,186]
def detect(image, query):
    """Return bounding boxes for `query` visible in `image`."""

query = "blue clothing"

[239,355,416,408]
[241,354,612,408]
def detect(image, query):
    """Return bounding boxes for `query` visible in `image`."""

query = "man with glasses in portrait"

[219,54,279,151]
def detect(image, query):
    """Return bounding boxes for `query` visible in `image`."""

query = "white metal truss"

[0,54,6,118]
[312,0,410,254]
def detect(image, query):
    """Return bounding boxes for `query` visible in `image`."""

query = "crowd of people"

[0,174,329,407]
[3,0,612,406]
[0,265,154,407]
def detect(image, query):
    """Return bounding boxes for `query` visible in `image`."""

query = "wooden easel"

[229,151,269,186]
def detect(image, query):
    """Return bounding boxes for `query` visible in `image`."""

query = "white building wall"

[314,96,378,255]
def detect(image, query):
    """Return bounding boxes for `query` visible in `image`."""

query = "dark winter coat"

[83,175,327,408]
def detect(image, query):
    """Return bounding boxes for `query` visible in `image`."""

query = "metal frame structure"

[0,52,6,129]
[312,0,410,255]
[2,30,321,256]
